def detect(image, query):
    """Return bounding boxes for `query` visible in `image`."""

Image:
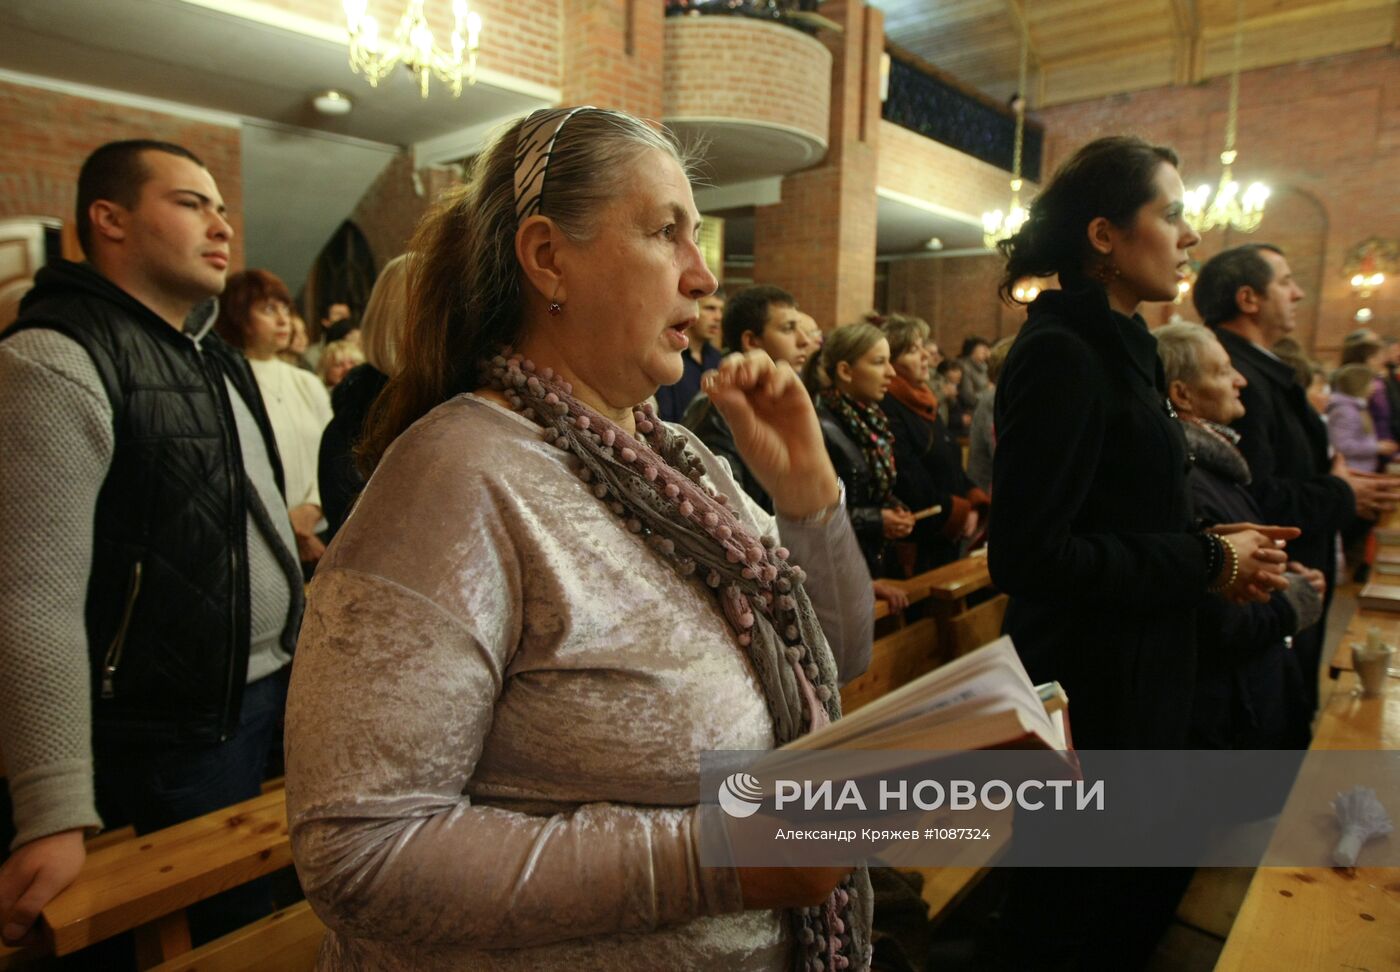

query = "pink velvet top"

[285,394,873,970]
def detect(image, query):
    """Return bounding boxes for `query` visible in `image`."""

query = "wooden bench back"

[149,901,324,972]
[41,788,291,959]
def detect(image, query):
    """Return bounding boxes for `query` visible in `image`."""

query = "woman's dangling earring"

[1094,259,1120,285]
[548,284,563,316]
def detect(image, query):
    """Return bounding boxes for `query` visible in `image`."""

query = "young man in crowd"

[0,140,303,946]
[1197,243,1400,714]
[655,287,724,422]
[684,284,809,512]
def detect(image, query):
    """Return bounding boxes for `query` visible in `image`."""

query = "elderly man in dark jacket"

[1196,244,1399,713]
[1157,323,1322,749]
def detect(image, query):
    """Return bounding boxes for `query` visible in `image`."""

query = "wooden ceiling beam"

[1170,0,1204,84]
[1199,0,1393,35]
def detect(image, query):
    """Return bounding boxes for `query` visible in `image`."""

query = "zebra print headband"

[513,106,594,223]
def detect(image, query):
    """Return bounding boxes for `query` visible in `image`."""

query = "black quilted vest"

[6,261,286,748]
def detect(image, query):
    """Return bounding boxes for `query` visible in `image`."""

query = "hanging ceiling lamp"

[343,0,483,99]
[982,24,1031,250]
[1183,0,1269,232]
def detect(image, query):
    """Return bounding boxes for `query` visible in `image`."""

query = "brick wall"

[560,0,664,116]
[883,47,1400,358]
[349,151,463,270]
[753,0,882,330]
[258,0,561,92]
[0,80,244,265]
[885,255,1028,353]
[1037,46,1400,356]
[663,18,831,145]
[878,120,1032,223]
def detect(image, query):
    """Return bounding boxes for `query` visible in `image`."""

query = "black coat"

[1183,421,1311,750]
[1213,327,1353,576]
[318,363,389,541]
[990,287,1209,749]
[1213,326,1353,714]
[817,402,887,576]
[880,393,965,570]
[681,393,772,513]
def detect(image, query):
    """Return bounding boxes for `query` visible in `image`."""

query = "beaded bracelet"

[1206,535,1239,594]
[1198,532,1223,581]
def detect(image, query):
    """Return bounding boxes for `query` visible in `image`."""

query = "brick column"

[751,0,882,330]
[561,0,664,117]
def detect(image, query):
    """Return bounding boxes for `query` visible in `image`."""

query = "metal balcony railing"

[664,0,822,34]
[882,54,1043,182]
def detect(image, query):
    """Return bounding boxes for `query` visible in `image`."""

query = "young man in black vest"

[1197,243,1400,717]
[0,140,303,946]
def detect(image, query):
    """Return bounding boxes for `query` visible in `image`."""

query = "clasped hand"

[1208,522,1296,604]
[703,351,840,519]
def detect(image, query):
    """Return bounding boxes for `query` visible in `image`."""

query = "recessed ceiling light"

[312,89,353,115]
[924,237,944,251]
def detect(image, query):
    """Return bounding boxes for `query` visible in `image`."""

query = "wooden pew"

[149,901,325,972]
[39,788,292,967]
[841,617,940,714]
[913,553,1006,661]
[1215,664,1400,968]
[855,554,1012,927]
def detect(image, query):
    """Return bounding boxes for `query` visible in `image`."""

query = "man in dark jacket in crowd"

[0,140,303,947]
[684,284,811,512]
[1197,243,1400,713]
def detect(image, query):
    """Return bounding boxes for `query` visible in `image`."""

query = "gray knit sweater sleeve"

[0,330,112,849]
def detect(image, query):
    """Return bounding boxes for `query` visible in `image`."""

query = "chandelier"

[983,25,1031,249]
[343,0,483,99]
[1183,0,1268,232]
[1344,237,1398,299]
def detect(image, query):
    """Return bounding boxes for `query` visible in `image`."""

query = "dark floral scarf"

[820,388,897,502]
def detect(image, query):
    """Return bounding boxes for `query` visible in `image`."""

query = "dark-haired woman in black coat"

[987,135,1294,971]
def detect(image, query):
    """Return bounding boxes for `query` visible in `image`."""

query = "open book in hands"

[784,636,1074,764]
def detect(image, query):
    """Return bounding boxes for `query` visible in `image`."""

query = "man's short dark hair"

[722,285,795,352]
[1193,243,1285,326]
[76,140,205,255]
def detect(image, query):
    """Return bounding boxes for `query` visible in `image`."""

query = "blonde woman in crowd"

[316,339,364,390]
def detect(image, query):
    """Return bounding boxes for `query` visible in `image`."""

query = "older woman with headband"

[284,107,874,970]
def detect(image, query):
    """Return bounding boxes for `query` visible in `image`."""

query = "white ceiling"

[0,0,552,146]
[0,0,556,288]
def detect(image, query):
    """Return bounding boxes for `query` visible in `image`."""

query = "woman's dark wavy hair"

[997,135,1179,304]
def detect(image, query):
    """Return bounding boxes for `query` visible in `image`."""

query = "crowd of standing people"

[0,110,1395,972]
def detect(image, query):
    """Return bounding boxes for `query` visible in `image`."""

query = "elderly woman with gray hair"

[1156,322,1323,749]
[285,107,874,970]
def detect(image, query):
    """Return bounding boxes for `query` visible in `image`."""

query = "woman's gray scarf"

[488,352,872,972]
[1182,417,1251,486]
